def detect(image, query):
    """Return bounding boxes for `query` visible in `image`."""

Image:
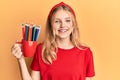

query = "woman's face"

[51,9,74,40]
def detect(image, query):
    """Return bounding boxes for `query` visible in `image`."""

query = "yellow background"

[0,0,120,80]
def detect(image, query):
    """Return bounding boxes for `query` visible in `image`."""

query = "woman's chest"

[40,51,86,79]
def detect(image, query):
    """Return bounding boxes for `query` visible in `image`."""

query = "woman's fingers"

[11,43,23,59]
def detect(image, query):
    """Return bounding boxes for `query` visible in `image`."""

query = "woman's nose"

[60,21,65,28]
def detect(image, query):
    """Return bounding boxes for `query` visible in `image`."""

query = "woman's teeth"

[58,29,68,32]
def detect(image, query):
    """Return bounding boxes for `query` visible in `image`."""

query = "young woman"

[11,2,95,80]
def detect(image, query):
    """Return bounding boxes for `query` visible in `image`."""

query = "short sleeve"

[85,48,95,77]
[30,45,40,71]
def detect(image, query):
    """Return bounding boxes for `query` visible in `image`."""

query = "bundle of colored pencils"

[21,23,40,41]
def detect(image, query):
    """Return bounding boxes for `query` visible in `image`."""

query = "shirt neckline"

[58,47,76,52]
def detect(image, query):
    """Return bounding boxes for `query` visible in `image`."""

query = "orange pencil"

[28,24,33,41]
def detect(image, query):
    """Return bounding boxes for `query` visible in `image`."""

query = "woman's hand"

[11,43,23,60]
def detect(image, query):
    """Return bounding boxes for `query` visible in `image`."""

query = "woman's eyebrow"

[65,17,71,19]
[54,18,60,20]
[65,17,70,19]
[55,17,71,20]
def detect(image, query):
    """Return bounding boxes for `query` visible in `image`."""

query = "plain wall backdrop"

[0,0,120,80]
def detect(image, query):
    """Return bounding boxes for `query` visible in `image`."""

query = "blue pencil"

[36,26,40,41]
[34,27,40,41]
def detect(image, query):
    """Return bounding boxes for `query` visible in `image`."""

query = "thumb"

[15,40,22,47]
[16,40,22,44]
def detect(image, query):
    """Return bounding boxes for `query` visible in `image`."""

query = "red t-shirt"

[31,44,95,80]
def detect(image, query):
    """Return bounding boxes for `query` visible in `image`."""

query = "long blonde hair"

[42,4,83,64]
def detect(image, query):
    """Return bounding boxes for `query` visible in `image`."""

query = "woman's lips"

[58,29,68,33]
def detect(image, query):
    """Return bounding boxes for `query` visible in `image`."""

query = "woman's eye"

[66,20,71,22]
[55,20,60,23]
[55,21,59,23]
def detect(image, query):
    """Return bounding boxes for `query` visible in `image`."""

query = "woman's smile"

[58,28,69,33]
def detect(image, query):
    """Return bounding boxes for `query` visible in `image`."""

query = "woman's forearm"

[11,43,33,80]
[18,56,32,80]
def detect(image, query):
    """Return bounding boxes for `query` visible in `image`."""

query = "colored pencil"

[28,24,33,41]
[25,24,29,40]
[32,25,36,41]
[21,23,25,40]
[34,26,40,41]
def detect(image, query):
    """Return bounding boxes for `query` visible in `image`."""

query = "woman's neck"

[56,38,74,49]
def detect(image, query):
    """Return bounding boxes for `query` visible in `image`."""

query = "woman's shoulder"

[79,45,89,50]
[80,45,94,58]
[36,42,43,49]
[78,45,92,53]
[35,43,43,56]
[37,42,43,46]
